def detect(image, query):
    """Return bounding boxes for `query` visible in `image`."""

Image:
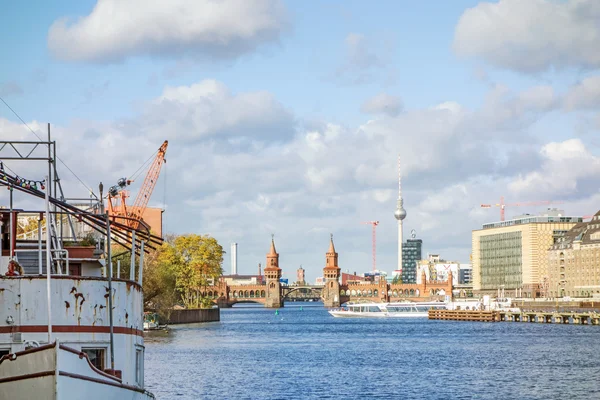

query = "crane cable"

[128,147,160,183]
[0,95,95,196]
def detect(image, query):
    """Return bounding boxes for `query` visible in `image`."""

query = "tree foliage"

[158,234,224,308]
[131,234,224,313]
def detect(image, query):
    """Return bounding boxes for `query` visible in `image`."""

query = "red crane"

[480,196,564,221]
[361,221,379,272]
[107,140,168,231]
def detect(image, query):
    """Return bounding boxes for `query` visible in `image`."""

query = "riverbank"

[166,308,220,324]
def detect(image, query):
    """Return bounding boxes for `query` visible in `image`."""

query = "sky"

[2,0,600,282]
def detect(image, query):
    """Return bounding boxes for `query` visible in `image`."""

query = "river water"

[144,303,600,399]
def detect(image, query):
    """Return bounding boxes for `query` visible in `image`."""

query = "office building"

[402,238,422,283]
[472,210,581,298]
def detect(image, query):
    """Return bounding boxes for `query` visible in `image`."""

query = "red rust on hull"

[0,325,143,336]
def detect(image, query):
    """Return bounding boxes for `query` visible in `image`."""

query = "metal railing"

[14,248,69,275]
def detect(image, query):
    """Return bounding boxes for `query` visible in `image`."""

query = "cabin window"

[135,348,144,386]
[0,349,10,358]
[69,263,82,276]
[82,348,105,370]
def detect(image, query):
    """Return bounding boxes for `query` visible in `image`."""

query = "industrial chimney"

[231,243,238,275]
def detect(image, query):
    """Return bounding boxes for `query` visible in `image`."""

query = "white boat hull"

[329,310,428,318]
[0,341,154,400]
[329,301,448,318]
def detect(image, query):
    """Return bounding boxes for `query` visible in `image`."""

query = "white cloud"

[361,93,403,117]
[140,79,294,142]
[509,139,600,197]
[564,76,600,110]
[453,0,600,73]
[48,0,288,62]
[334,33,397,85]
[2,81,596,281]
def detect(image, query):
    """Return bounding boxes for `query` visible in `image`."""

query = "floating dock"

[428,309,600,325]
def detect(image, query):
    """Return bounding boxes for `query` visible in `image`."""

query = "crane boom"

[361,221,379,272]
[480,196,564,221]
[131,140,169,227]
[129,140,168,227]
[107,140,168,232]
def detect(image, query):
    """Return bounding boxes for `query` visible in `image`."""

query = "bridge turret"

[323,234,341,308]
[264,235,283,308]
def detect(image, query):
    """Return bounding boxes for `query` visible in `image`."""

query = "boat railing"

[14,248,69,275]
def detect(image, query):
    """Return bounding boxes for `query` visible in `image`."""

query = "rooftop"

[481,210,583,230]
[550,210,600,250]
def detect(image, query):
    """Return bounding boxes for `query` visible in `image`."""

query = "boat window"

[68,263,82,276]
[0,349,9,358]
[369,306,382,312]
[136,348,144,386]
[82,348,106,371]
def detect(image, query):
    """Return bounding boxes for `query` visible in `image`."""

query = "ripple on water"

[144,306,600,400]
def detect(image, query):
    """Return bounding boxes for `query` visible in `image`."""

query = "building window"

[82,348,106,370]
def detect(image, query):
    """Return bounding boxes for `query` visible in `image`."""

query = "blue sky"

[1,0,488,124]
[2,0,600,281]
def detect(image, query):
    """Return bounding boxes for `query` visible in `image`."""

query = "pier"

[429,309,600,325]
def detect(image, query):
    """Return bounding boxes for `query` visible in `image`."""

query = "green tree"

[142,243,178,319]
[392,275,403,284]
[157,234,224,309]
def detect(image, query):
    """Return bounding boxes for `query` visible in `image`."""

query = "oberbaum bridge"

[203,236,453,308]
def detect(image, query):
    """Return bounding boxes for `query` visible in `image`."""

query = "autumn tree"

[158,234,224,308]
[114,233,224,313]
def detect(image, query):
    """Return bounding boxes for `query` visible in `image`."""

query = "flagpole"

[45,176,52,343]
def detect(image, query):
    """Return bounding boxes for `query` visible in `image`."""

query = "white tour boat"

[0,159,162,399]
[329,301,449,318]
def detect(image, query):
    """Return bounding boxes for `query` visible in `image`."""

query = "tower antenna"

[394,154,407,274]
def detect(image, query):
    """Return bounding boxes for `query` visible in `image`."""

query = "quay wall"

[167,308,220,324]
[515,300,600,312]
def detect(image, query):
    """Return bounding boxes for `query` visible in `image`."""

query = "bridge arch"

[281,286,323,301]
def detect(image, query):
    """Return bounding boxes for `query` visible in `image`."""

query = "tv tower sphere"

[394,200,407,220]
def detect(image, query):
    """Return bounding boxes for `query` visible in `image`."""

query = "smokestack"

[258,263,262,284]
[231,243,238,275]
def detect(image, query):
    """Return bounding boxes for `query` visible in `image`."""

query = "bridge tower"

[322,234,341,308]
[264,235,283,308]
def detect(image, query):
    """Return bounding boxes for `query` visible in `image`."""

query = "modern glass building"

[472,212,581,298]
[402,239,422,283]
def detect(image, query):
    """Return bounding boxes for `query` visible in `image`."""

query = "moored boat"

[0,161,160,399]
[329,301,448,318]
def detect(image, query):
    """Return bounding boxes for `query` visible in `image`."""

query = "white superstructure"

[0,193,155,399]
[329,301,447,318]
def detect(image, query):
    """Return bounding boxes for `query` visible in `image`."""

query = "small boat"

[143,312,168,331]
[328,301,448,318]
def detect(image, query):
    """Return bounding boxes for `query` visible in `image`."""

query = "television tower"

[394,154,407,272]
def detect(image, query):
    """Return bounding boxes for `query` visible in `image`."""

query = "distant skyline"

[1,0,600,281]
